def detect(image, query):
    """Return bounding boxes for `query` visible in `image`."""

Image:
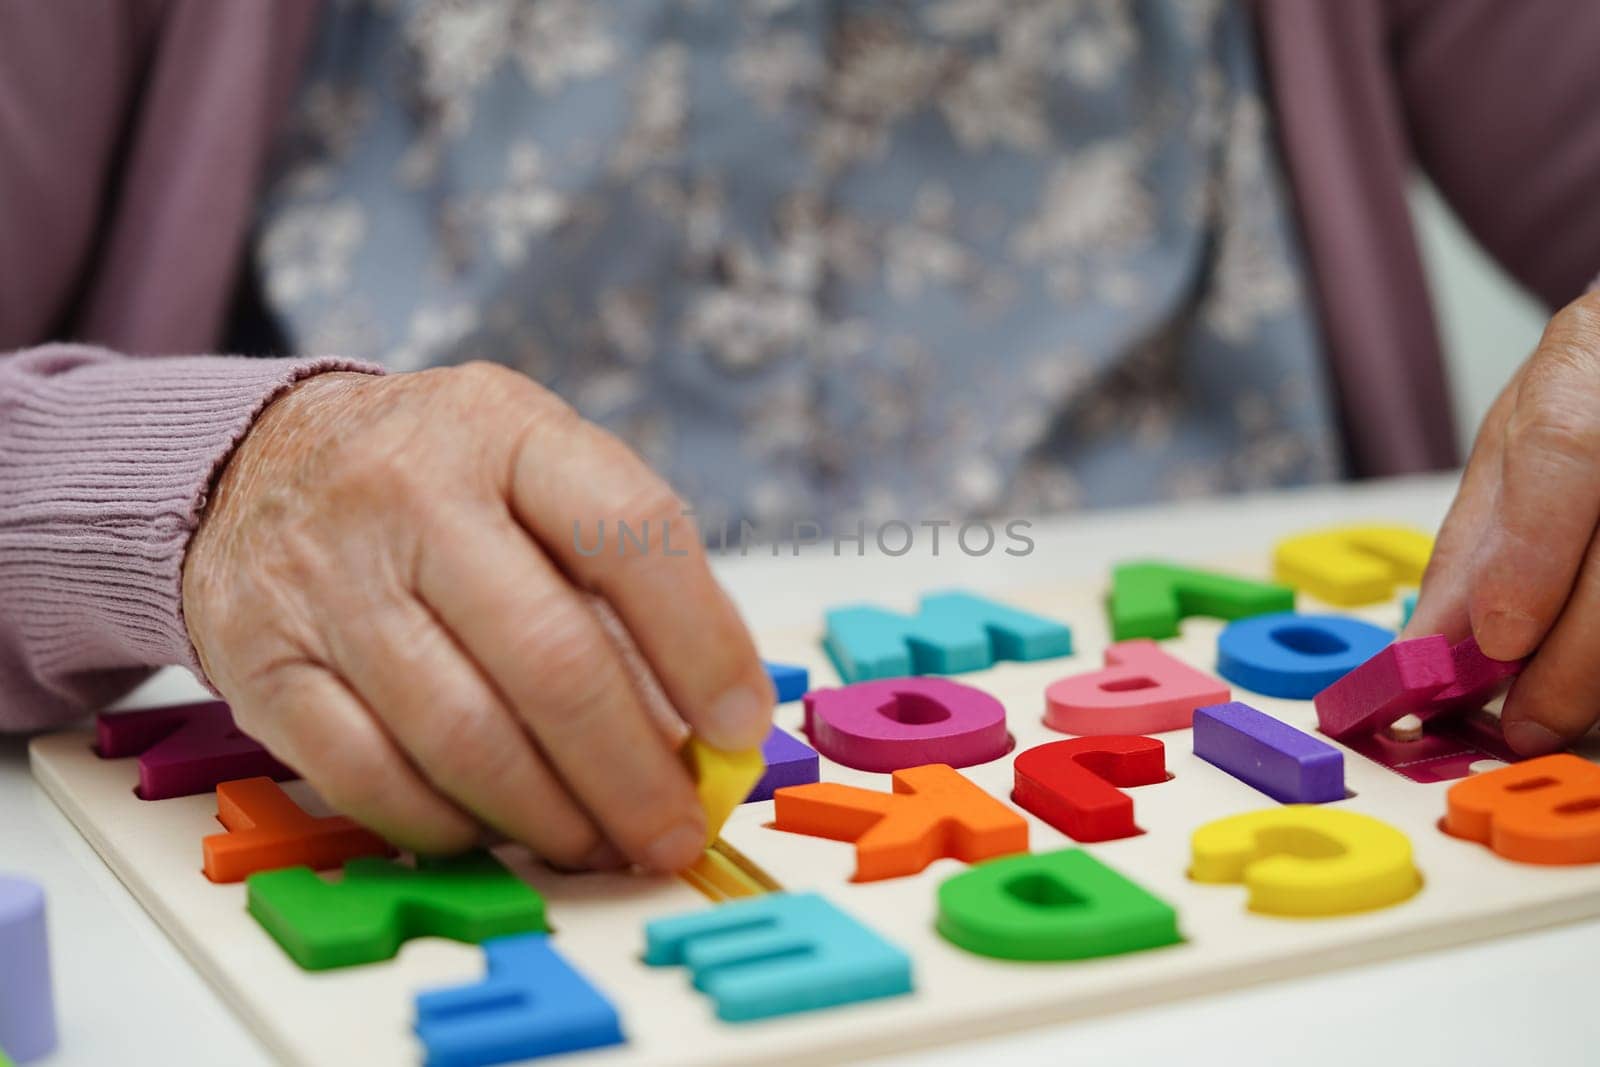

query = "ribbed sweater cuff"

[1,348,382,723]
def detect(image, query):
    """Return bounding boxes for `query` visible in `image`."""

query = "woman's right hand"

[181,362,774,873]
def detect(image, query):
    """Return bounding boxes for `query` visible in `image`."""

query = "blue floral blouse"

[256,0,1343,535]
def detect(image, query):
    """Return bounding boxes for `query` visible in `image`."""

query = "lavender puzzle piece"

[1193,701,1345,804]
[96,701,296,800]
[745,727,820,804]
[0,875,58,1065]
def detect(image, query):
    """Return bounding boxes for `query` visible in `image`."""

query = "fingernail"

[644,821,706,873]
[704,685,770,749]
[582,841,628,871]
[1502,718,1565,757]
[1476,609,1540,659]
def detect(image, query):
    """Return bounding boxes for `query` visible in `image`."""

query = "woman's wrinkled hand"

[182,363,773,872]
[1407,291,1600,756]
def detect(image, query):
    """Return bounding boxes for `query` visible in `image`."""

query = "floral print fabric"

[257,0,1342,533]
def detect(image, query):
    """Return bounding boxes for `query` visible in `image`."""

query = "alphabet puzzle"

[28,538,1600,1066]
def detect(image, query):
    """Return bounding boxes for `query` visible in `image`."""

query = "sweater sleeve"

[0,344,382,731]
[1389,0,1600,308]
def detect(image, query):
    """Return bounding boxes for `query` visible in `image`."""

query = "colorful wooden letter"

[745,726,820,803]
[1444,754,1600,865]
[1314,635,1523,740]
[0,875,57,1065]
[203,777,391,883]
[937,848,1180,961]
[95,701,295,800]
[1190,807,1421,916]
[1108,561,1294,641]
[414,934,623,1066]
[1215,613,1393,699]
[1314,635,1451,738]
[1045,639,1229,735]
[247,852,547,971]
[773,763,1028,881]
[1011,736,1167,842]
[823,590,1072,683]
[1192,702,1344,804]
[1428,636,1526,713]
[1273,525,1432,606]
[763,661,810,703]
[803,676,1011,773]
[682,739,765,846]
[644,892,912,1022]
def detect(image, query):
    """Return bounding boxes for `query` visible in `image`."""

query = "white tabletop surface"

[5,472,1598,1066]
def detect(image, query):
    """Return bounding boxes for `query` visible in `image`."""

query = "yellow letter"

[1190,806,1421,916]
[1273,525,1431,606]
[683,738,765,847]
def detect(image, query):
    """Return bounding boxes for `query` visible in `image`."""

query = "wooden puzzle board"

[30,563,1600,1067]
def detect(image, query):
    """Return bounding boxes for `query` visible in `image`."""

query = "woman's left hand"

[1407,290,1600,756]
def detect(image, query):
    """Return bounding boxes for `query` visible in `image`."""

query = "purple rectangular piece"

[1340,709,1523,784]
[1194,701,1345,804]
[744,726,819,803]
[95,701,296,800]
[1313,636,1454,739]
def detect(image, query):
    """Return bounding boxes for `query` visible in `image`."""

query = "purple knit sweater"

[0,346,380,728]
[2,0,1599,731]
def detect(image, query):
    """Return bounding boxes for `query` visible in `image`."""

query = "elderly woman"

[2,0,1597,874]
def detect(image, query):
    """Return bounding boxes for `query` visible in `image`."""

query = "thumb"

[1465,296,1600,660]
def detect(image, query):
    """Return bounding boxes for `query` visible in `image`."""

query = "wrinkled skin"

[1408,290,1600,756]
[182,363,774,873]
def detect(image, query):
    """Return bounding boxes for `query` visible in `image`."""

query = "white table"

[5,473,1597,1066]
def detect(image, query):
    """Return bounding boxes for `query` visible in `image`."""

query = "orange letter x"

[203,777,392,883]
